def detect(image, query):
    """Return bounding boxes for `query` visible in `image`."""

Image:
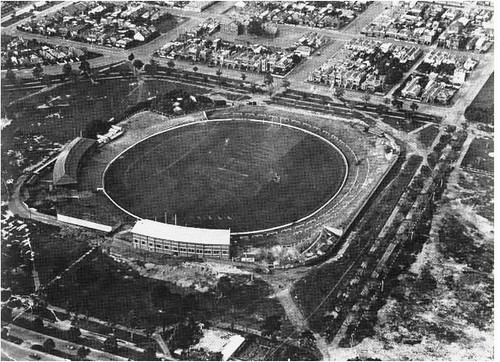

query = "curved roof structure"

[53,137,96,186]
[131,219,230,246]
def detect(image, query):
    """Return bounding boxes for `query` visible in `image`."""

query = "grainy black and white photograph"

[0,0,494,360]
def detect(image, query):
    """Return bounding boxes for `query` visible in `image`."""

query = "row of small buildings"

[238,1,369,30]
[362,2,461,45]
[308,39,423,92]
[436,8,493,52]
[2,36,87,69]
[159,38,303,75]
[400,50,478,104]
[158,30,326,75]
[17,1,172,49]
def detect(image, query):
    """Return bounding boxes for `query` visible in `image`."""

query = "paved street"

[3,324,127,361]
[1,339,67,361]
[3,0,493,119]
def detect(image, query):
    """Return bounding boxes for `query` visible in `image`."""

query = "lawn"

[1,75,216,184]
[464,72,494,124]
[292,154,422,336]
[104,120,347,232]
[44,252,292,337]
[417,125,440,148]
[461,137,494,174]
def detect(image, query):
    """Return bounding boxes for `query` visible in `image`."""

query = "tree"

[67,325,81,342]
[77,346,90,360]
[142,346,157,361]
[375,104,389,115]
[84,119,108,139]
[281,78,290,92]
[217,276,232,300]
[63,63,72,78]
[41,74,52,87]
[5,68,16,84]
[43,338,56,353]
[416,264,437,293]
[385,66,403,85]
[32,63,44,78]
[362,91,372,108]
[333,87,344,100]
[128,53,135,61]
[33,317,44,332]
[263,71,273,87]
[250,82,257,94]
[240,72,246,82]
[133,59,144,71]
[410,102,419,113]
[103,335,118,353]
[193,66,198,73]
[79,59,91,76]
[167,60,175,71]
[216,68,223,87]
[299,330,316,350]
[391,98,404,110]
[1,327,9,339]
[261,315,282,341]
[247,17,263,36]
[1,307,12,322]
[170,317,203,350]
[147,58,159,75]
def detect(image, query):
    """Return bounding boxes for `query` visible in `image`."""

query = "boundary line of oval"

[101,117,350,237]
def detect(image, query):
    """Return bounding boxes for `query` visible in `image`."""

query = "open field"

[104,120,347,232]
[464,72,494,124]
[461,137,494,174]
[416,125,440,148]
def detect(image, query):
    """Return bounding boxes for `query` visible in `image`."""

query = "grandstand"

[52,137,97,186]
[131,219,231,260]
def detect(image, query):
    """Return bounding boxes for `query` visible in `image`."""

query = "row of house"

[17,1,173,49]
[362,2,461,45]
[238,1,369,30]
[400,50,478,104]
[437,8,493,52]
[401,74,457,104]
[1,36,87,69]
[187,17,220,37]
[308,38,423,92]
[158,37,304,76]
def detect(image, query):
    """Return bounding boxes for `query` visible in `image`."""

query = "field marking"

[101,116,350,236]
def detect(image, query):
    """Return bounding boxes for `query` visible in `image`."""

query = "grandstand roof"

[53,137,96,186]
[131,219,231,246]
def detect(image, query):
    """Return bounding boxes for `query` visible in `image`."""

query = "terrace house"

[401,76,422,98]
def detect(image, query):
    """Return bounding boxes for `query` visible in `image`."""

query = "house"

[133,31,145,42]
[463,57,478,71]
[295,45,312,57]
[220,20,242,36]
[436,88,455,104]
[401,77,422,98]
[452,68,467,85]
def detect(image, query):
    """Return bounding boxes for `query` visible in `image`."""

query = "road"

[2,0,493,115]
[2,1,74,33]
[3,324,127,361]
[1,339,67,361]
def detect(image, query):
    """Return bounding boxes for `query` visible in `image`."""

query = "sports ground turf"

[104,120,348,233]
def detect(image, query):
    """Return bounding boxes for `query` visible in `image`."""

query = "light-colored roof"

[131,219,230,246]
[53,137,96,186]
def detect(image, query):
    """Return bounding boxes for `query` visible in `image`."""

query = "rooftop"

[53,137,96,186]
[131,219,231,245]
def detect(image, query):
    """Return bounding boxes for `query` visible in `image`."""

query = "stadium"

[56,105,397,264]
